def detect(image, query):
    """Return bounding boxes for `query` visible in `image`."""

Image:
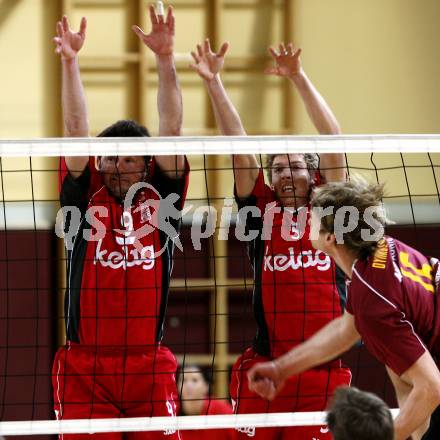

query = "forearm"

[290,70,341,135]
[394,385,439,440]
[318,153,347,183]
[155,54,184,175]
[275,316,360,379]
[157,54,182,136]
[232,154,259,198]
[62,57,89,137]
[205,75,246,136]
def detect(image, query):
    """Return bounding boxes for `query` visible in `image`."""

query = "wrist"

[273,357,288,381]
[204,73,222,88]
[156,53,174,62]
[61,55,79,64]
[392,425,402,440]
[288,68,306,82]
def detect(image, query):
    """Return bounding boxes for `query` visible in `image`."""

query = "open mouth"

[282,184,294,193]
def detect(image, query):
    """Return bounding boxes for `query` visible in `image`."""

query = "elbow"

[159,120,182,137]
[167,127,182,137]
[64,118,89,137]
[317,120,341,136]
[328,121,342,135]
[420,380,440,412]
[333,126,342,135]
[430,383,440,407]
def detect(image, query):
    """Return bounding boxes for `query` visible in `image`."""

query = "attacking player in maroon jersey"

[248,178,440,440]
[52,5,187,439]
[190,39,351,439]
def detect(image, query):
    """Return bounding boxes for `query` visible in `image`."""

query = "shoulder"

[351,256,401,318]
[235,168,275,209]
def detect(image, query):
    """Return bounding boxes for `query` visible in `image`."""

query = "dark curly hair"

[97,119,151,165]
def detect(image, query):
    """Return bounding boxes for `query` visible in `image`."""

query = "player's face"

[98,155,146,199]
[270,154,313,208]
[179,370,209,404]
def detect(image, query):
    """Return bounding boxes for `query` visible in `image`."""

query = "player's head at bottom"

[326,386,394,440]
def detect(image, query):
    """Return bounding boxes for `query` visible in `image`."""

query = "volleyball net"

[0,135,439,436]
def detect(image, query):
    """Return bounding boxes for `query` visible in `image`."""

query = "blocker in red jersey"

[248,178,440,440]
[52,4,188,440]
[191,38,350,440]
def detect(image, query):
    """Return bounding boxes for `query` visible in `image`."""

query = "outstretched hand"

[247,361,286,401]
[190,38,229,81]
[54,16,87,60]
[132,5,175,56]
[265,43,303,78]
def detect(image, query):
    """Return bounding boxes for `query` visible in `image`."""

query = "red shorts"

[230,348,352,440]
[52,344,180,440]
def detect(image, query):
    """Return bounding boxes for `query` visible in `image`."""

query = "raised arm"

[190,39,259,198]
[54,15,89,177]
[247,312,360,400]
[133,4,185,178]
[266,43,340,135]
[266,43,346,182]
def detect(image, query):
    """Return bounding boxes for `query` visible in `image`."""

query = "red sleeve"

[350,268,427,376]
[234,168,275,212]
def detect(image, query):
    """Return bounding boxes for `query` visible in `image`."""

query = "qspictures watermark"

[55,183,385,258]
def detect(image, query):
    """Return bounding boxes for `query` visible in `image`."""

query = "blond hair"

[311,177,389,258]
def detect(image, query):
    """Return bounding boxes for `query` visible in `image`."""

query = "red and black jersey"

[347,236,440,375]
[236,169,344,358]
[59,157,189,348]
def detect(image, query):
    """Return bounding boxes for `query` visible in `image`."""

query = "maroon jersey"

[346,236,440,375]
[236,169,343,358]
[59,157,189,348]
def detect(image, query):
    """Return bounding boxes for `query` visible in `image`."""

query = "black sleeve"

[60,166,91,215]
[150,165,187,210]
[335,264,347,310]
[234,186,259,210]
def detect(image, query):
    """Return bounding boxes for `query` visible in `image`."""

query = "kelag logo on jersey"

[263,246,331,272]
[94,211,156,271]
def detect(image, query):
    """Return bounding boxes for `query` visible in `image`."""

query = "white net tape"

[1,134,440,156]
[0,410,400,436]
